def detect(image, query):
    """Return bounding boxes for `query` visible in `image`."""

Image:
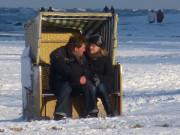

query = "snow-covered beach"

[0,8,180,134]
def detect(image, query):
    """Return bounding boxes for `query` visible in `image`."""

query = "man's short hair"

[66,35,87,51]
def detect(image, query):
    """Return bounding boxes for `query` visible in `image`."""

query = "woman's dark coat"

[85,53,114,93]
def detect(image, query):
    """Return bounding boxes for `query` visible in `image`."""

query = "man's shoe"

[107,113,114,117]
[54,114,65,120]
[86,113,97,118]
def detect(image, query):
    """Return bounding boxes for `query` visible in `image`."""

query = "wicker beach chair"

[22,12,122,120]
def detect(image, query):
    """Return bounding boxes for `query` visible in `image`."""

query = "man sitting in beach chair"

[49,35,98,120]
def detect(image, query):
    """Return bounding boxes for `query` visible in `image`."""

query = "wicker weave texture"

[40,31,80,64]
[41,33,73,41]
[24,21,39,63]
[40,42,66,64]
[42,66,50,90]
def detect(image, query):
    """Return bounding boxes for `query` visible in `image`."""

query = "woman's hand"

[93,74,100,86]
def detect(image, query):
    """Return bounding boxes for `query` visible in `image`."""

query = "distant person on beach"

[48,6,54,12]
[156,9,164,23]
[110,6,115,14]
[40,7,45,12]
[148,10,156,23]
[103,6,109,13]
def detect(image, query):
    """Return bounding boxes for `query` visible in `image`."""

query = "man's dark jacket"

[49,45,89,91]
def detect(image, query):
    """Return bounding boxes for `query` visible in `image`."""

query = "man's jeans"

[53,79,98,117]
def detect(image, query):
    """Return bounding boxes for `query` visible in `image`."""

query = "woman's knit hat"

[88,35,104,48]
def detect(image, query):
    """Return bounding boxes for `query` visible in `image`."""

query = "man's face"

[73,43,86,56]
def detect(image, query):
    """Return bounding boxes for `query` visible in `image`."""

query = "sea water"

[0,8,180,43]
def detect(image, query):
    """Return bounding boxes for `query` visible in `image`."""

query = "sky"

[0,0,180,9]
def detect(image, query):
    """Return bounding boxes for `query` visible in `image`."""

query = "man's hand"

[80,76,86,85]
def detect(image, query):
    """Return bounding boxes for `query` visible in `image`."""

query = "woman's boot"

[97,84,114,116]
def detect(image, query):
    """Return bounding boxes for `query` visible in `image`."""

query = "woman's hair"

[100,48,108,56]
[66,35,87,51]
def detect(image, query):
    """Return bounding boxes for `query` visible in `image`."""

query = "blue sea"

[0,8,180,41]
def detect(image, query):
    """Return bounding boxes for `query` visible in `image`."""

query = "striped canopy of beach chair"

[41,13,112,38]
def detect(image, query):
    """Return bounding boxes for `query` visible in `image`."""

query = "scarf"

[87,52,103,61]
[72,54,84,65]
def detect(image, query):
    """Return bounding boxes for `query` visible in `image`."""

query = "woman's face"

[89,44,100,54]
